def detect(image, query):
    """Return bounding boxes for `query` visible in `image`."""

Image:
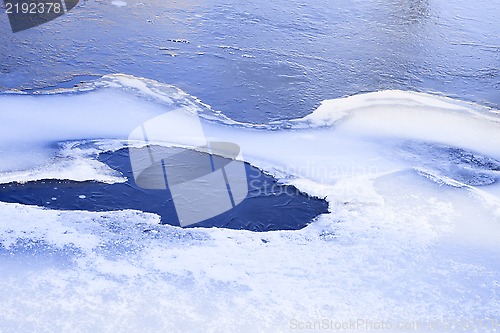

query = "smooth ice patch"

[111,1,127,7]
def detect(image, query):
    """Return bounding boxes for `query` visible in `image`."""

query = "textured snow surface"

[0,75,499,332]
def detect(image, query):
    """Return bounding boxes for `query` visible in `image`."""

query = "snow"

[0,75,499,331]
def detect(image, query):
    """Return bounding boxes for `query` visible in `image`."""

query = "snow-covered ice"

[0,75,499,332]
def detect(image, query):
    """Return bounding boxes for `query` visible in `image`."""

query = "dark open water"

[0,147,329,231]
